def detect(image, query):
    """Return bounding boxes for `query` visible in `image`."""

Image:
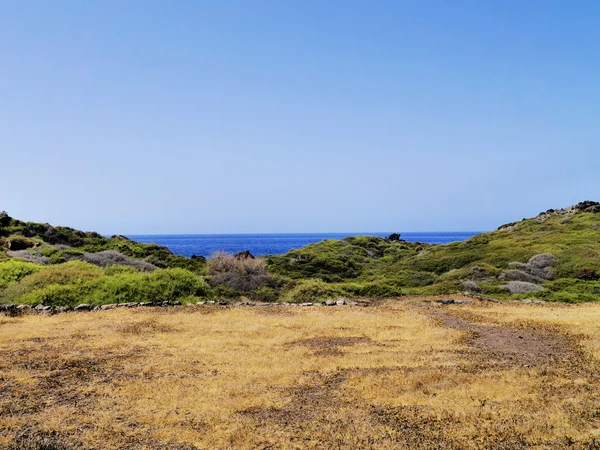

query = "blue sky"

[1,1,598,233]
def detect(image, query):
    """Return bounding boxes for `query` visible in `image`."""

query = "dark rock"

[575,200,600,212]
[7,236,37,250]
[190,255,207,263]
[576,268,600,281]
[387,233,401,241]
[234,250,255,260]
[438,299,455,305]
[110,235,133,241]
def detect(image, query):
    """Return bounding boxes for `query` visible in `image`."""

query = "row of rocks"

[0,298,362,315]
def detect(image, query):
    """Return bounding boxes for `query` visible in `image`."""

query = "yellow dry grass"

[1,299,599,449]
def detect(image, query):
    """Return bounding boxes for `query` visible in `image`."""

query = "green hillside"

[2,202,600,306]
[268,201,600,302]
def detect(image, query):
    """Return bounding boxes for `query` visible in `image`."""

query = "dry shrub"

[82,250,156,272]
[6,250,49,265]
[207,251,273,292]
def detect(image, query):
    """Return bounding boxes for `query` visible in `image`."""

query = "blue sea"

[127,232,480,258]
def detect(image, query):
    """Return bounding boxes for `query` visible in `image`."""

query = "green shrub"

[103,265,138,276]
[21,284,86,306]
[41,247,59,257]
[48,253,67,265]
[0,260,43,290]
[282,280,345,303]
[251,286,278,302]
[1,261,102,303]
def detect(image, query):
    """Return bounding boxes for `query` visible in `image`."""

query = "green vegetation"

[2,202,600,305]
[268,202,600,303]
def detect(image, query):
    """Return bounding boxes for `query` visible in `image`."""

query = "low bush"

[0,260,43,290]
[7,250,50,265]
[16,267,211,306]
[82,250,157,272]
[2,261,102,303]
[207,251,273,292]
[281,280,345,303]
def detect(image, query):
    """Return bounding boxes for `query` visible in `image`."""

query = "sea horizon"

[126,231,482,258]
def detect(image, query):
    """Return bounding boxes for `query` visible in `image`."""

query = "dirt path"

[428,306,580,370]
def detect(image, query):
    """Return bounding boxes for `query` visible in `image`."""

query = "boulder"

[576,268,600,281]
[324,300,336,306]
[387,233,401,241]
[74,304,92,311]
[234,250,255,260]
[336,299,346,306]
[438,299,455,305]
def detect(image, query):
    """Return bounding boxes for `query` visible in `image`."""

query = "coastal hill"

[267,201,600,303]
[1,201,600,306]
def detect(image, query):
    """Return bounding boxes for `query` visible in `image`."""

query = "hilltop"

[1,201,600,306]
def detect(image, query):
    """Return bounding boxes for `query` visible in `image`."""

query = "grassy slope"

[268,204,600,302]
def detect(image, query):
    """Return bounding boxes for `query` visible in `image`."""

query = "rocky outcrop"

[234,250,255,260]
[576,268,600,281]
[7,236,37,250]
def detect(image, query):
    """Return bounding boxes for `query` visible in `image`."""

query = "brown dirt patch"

[116,318,177,335]
[288,335,374,357]
[431,309,578,369]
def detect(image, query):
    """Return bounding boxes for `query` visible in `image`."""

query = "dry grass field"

[1,296,600,449]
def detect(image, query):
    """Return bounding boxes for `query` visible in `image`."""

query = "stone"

[171,301,182,306]
[196,301,206,305]
[324,300,336,306]
[35,305,52,311]
[74,304,92,311]
[100,304,117,310]
[453,300,471,305]
[387,233,401,241]
[299,302,313,307]
[336,299,346,306]
[234,250,255,260]
[347,301,359,306]
[206,301,216,305]
[16,304,32,310]
[190,254,207,263]
[438,299,455,305]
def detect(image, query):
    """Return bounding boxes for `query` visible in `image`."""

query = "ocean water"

[127,232,480,258]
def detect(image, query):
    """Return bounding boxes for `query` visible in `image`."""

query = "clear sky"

[1,1,598,234]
